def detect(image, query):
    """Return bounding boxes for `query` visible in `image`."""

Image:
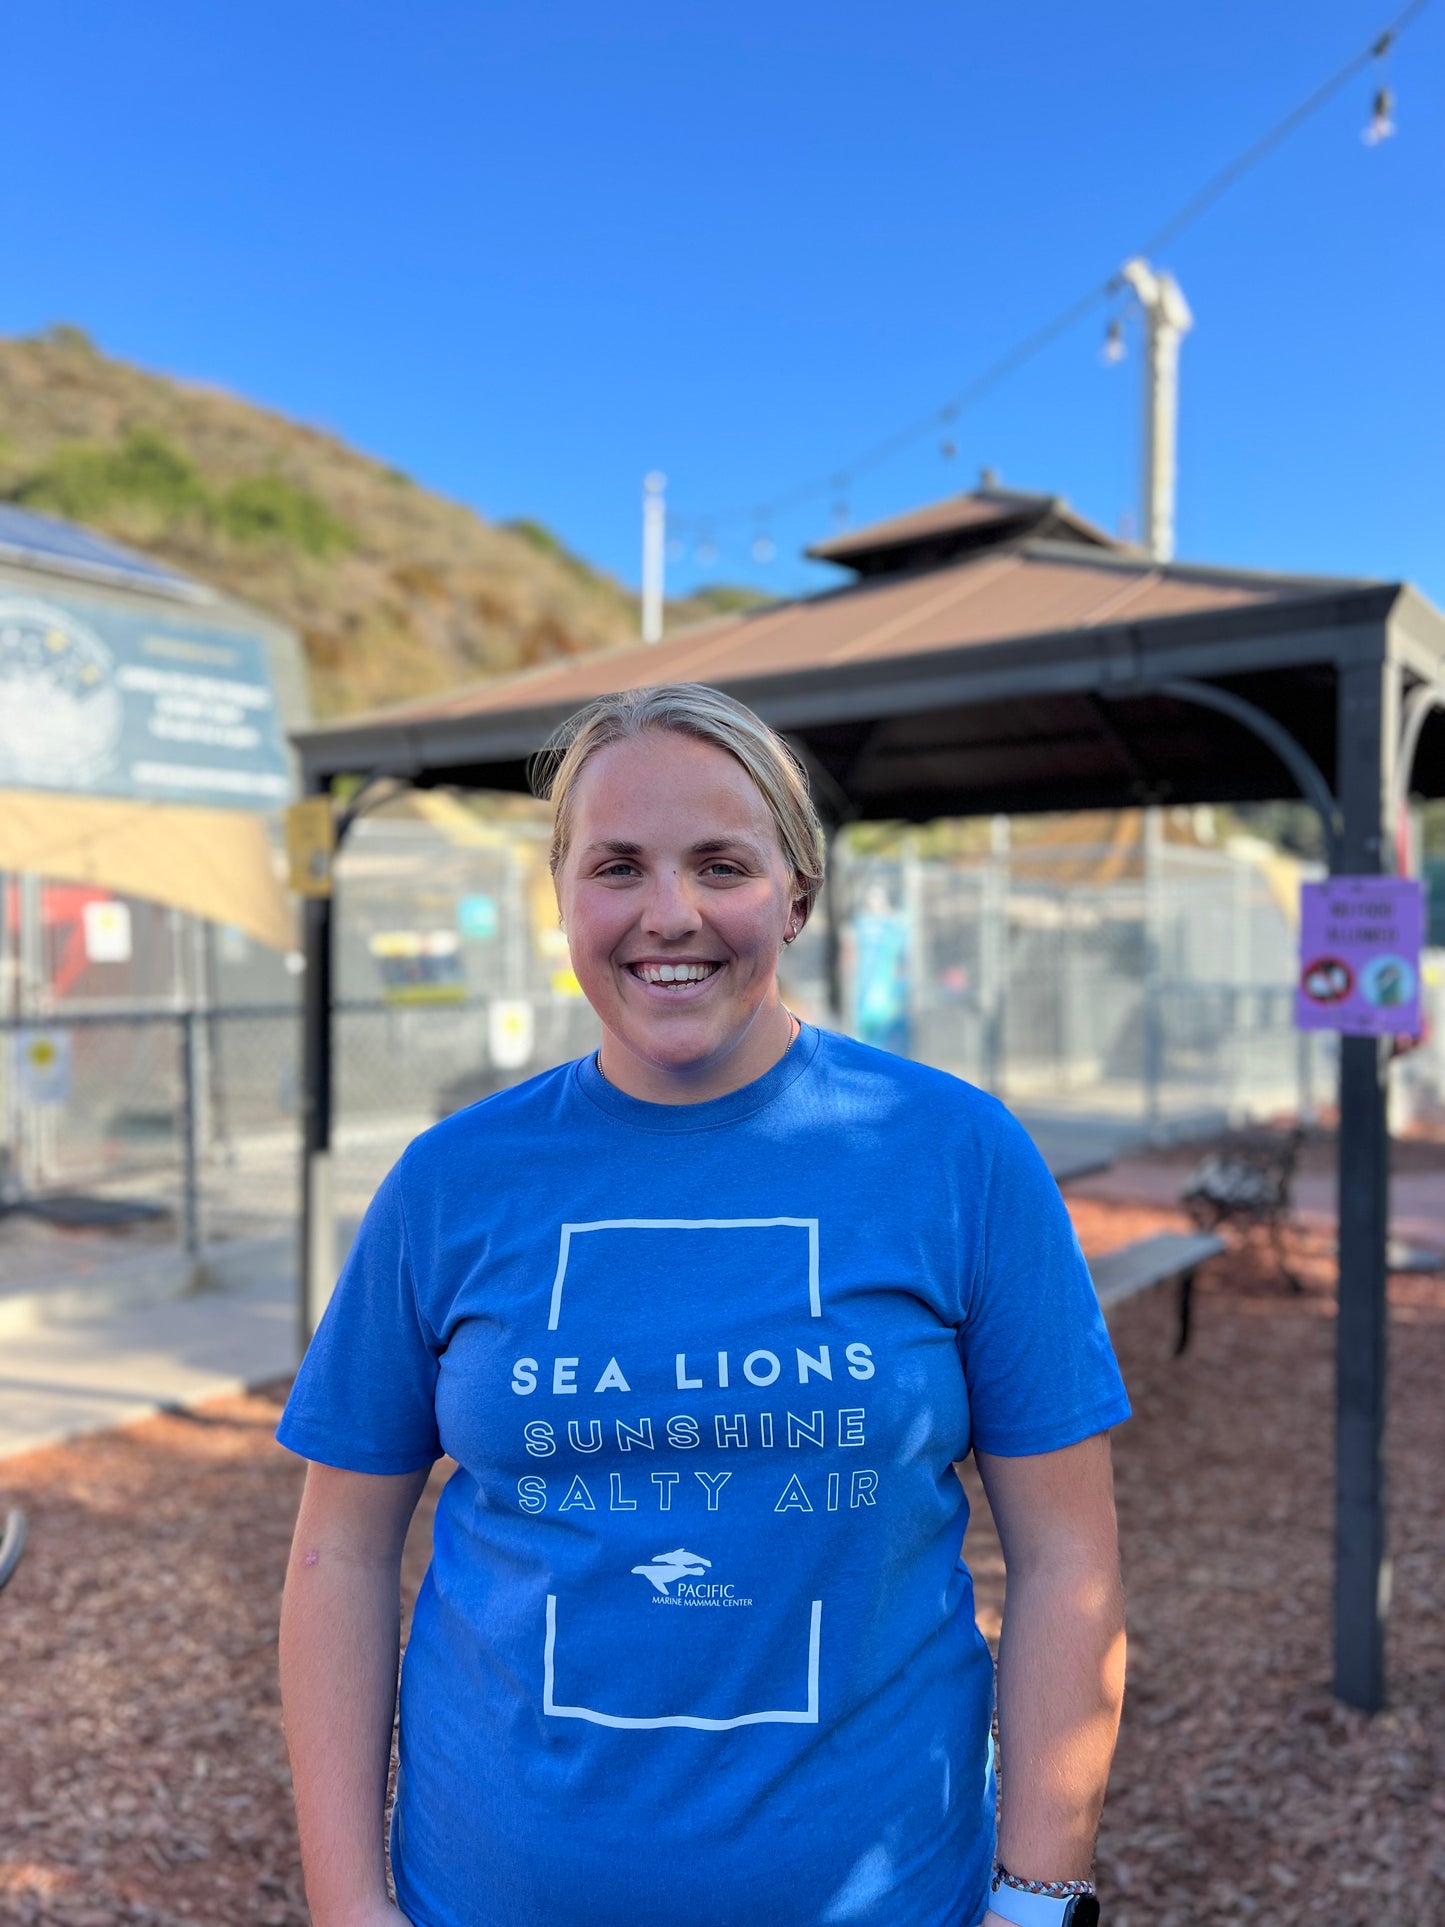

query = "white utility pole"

[1119,257,1193,563]
[641,471,666,643]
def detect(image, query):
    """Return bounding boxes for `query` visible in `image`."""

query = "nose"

[640,865,703,940]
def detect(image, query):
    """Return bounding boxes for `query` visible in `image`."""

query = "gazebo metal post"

[1331,649,1397,1713]
[299,782,337,1357]
[297,770,412,1354]
[820,828,845,1023]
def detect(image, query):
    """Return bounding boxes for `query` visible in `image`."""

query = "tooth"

[658,964,675,982]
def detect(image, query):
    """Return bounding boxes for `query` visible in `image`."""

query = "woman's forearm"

[279,1488,415,1924]
[993,1553,1126,1879]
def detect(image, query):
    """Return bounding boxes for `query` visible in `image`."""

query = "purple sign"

[1295,876,1424,1036]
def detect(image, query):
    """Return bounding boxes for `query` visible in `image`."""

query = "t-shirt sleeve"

[276,1160,443,1474]
[958,1106,1131,1458]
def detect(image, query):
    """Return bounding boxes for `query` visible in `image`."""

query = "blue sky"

[2,1,1440,604]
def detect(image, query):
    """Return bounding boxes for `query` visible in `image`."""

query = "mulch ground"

[3,1166,1443,1925]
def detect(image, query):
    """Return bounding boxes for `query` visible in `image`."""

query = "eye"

[596,860,640,878]
[702,860,746,877]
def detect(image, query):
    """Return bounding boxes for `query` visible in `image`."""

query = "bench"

[1181,1127,1304,1290]
[0,1508,26,1593]
[1088,1230,1226,1355]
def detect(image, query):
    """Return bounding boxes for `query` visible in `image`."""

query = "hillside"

[0,326,765,719]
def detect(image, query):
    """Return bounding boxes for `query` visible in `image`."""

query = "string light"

[1363,82,1396,142]
[1363,28,1399,142]
[664,0,1431,542]
[751,534,776,563]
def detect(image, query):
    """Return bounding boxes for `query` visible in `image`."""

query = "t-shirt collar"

[574,1022,821,1133]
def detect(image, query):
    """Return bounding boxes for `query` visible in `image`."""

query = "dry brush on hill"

[0,327,758,719]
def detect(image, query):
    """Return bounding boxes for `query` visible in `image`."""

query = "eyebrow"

[580,836,767,859]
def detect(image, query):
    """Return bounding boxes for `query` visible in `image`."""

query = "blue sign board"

[0,587,291,810]
[458,893,500,941]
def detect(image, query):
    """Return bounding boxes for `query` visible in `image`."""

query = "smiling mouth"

[627,961,723,988]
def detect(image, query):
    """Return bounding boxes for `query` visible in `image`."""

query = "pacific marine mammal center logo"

[630,1547,752,1608]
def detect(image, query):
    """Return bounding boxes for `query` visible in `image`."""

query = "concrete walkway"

[0,1239,300,1460]
[1067,1159,1445,1253]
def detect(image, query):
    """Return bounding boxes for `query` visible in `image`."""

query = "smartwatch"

[988,1882,1101,1926]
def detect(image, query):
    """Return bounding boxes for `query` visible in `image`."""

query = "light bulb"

[1362,85,1395,145]
[1101,317,1126,365]
[751,535,775,563]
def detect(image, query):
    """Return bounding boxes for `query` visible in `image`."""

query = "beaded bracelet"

[992,1863,1097,1900]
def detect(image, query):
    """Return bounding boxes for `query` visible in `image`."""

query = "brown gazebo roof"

[294,482,1443,825]
[323,541,1347,734]
[805,486,1119,575]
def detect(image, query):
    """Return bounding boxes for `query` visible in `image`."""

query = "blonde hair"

[531,684,826,917]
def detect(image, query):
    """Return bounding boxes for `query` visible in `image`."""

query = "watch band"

[987,1884,1101,1926]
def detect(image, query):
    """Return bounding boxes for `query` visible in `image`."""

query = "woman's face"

[556,729,802,1102]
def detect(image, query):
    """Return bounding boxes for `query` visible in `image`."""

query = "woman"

[278,683,1128,1927]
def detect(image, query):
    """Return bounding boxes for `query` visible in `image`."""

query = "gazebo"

[292,485,1445,1712]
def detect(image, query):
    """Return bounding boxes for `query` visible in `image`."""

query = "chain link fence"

[1,996,600,1272]
[782,826,1343,1135]
[5,813,1442,1304]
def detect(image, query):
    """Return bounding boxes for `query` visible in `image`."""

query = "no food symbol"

[1300,956,1353,1005]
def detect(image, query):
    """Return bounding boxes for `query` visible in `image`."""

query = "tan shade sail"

[0,789,296,951]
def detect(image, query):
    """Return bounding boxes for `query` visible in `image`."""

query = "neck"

[597,1000,798,1105]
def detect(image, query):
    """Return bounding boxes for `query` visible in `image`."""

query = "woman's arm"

[974,1432,1126,1902]
[279,1461,433,1927]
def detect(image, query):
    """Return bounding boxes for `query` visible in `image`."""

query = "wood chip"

[3,1150,1442,1925]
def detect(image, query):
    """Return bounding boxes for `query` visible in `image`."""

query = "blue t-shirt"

[278,1026,1129,1927]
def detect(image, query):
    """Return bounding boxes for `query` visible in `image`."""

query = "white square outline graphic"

[547,1217,821,1331]
[543,1595,822,1730]
[543,1216,824,1728]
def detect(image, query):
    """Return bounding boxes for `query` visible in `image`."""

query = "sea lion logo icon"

[630,1548,711,1596]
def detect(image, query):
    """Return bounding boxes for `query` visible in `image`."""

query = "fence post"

[1143,808,1165,1134]
[982,816,1009,1094]
[179,1008,204,1286]
[1296,1027,1315,1126]
[902,838,924,1061]
[821,826,846,1024]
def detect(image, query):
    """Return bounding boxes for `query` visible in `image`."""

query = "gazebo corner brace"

[1393,679,1445,823]
[1148,677,1343,868]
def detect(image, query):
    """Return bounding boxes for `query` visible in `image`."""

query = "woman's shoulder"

[808,1028,1023,1144]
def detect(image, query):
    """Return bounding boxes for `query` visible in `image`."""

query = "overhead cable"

[669,0,1434,538]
